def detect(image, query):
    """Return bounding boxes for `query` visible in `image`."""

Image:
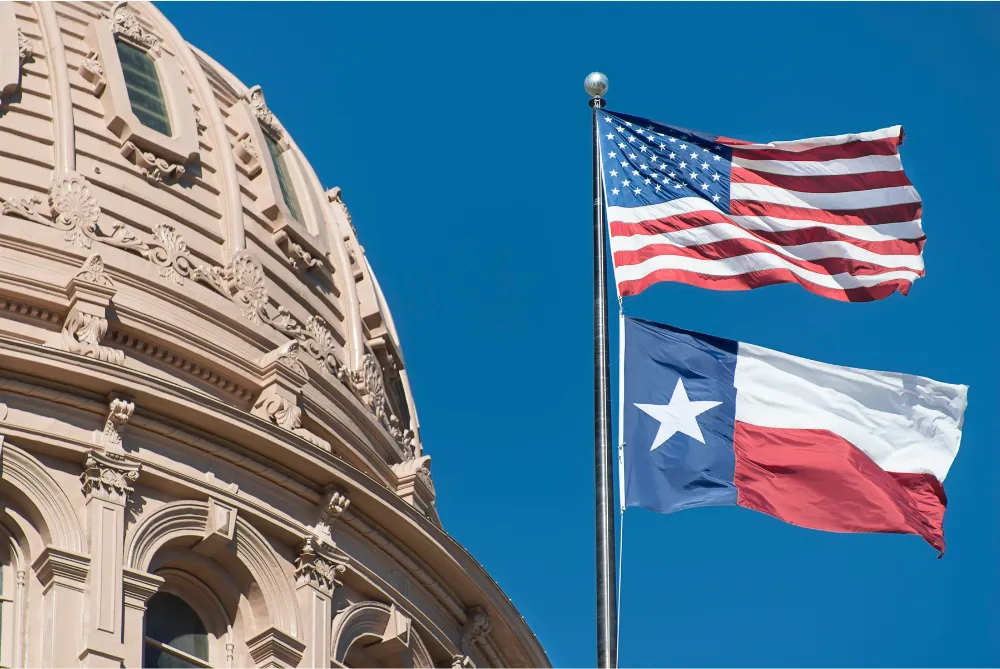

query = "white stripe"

[732,154,904,177]
[732,216,925,243]
[607,198,722,225]
[609,223,924,271]
[614,252,921,289]
[734,342,967,481]
[607,201,925,243]
[733,126,902,153]
[731,183,921,210]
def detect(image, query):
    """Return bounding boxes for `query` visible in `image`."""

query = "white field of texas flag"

[598,110,923,302]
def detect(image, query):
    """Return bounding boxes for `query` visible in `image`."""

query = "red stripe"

[610,215,925,255]
[729,200,923,226]
[732,422,946,554]
[617,267,912,302]
[732,135,902,162]
[731,166,912,193]
[613,242,923,278]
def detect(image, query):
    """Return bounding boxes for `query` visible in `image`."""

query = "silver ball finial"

[584,72,608,98]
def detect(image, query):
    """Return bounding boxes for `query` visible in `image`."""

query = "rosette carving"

[51,173,101,248]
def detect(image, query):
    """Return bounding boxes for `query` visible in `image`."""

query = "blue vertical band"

[622,317,740,514]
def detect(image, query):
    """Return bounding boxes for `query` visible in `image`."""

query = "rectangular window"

[116,40,173,136]
[264,133,304,223]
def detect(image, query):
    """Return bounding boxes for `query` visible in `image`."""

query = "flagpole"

[586,71,618,669]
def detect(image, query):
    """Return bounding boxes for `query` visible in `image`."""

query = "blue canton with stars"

[599,110,733,213]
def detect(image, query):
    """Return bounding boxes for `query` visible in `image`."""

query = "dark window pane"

[264,133,304,223]
[144,593,208,661]
[143,642,204,669]
[116,39,172,136]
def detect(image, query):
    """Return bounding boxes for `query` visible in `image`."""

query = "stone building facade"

[0,2,548,667]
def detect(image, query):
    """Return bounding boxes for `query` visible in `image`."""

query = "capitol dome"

[0,1,548,667]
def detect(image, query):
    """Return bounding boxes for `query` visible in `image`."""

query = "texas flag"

[621,317,969,553]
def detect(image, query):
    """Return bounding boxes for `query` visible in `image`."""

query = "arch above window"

[82,2,199,180]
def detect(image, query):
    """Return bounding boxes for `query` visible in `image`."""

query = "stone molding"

[121,567,164,610]
[80,449,141,505]
[125,499,302,638]
[31,546,91,593]
[246,626,305,669]
[1,439,86,553]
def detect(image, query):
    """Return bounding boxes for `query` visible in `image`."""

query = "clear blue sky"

[160,3,998,666]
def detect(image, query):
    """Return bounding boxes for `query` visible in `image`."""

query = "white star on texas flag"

[634,378,722,450]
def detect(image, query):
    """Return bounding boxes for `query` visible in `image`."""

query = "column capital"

[294,536,347,596]
[80,449,140,504]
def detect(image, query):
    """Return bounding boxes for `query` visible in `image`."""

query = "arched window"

[263,132,304,223]
[115,38,172,136]
[143,592,210,668]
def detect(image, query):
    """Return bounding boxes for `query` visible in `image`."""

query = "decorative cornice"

[122,567,164,608]
[0,296,61,325]
[75,253,114,288]
[294,536,346,595]
[80,449,140,504]
[246,85,282,139]
[109,329,254,402]
[108,1,160,55]
[102,394,135,448]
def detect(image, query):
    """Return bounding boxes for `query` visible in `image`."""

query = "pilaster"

[32,546,90,668]
[79,449,141,667]
[294,537,347,668]
[122,568,165,669]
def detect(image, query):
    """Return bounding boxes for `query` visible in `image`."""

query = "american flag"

[599,110,924,302]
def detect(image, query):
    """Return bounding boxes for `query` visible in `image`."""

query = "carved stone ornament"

[80,449,140,504]
[51,172,102,248]
[17,28,34,64]
[258,339,308,377]
[108,1,160,54]
[61,306,124,365]
[294,536,346,595]
[194,108,207,134]
[233,131,262,177]
[314,485,350,540]
[79,50,106,96]
[273,229,323,272]
[75,253,114,288]
[102,395,135,448]
[252,393,302,431]
[460,606,491,656]
[121,140,185,183]
[247,85,282,139]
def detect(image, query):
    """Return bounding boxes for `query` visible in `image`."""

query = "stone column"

[32,546,90,668]
[122,568,164,668]
[293,537,346,668]
[78,449,141,667]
